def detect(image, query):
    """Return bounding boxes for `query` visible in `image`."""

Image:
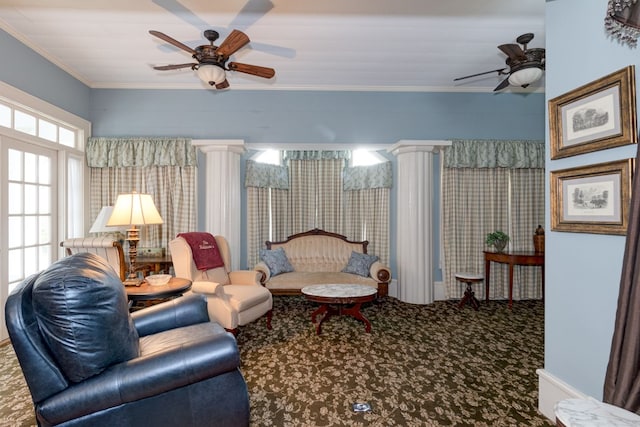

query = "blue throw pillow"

[342,251,379,277]
[260,247,294,277]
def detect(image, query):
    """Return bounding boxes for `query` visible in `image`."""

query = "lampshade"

[196,64,226,87]
[508,67,543,87]
[89,206,126,233]
[107,192,163,227]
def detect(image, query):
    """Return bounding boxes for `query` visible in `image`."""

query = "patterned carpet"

[1,296,552,426]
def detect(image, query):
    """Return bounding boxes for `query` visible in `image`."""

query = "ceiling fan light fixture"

[196,64,226,87]
[508,67,543,87]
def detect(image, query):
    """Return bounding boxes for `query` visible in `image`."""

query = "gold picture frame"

[549,66,637,160]
[550,159,634,235]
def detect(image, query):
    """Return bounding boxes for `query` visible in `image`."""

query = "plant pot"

[493,240,508,252]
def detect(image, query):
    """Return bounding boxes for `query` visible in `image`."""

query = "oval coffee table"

[301,284,377,335]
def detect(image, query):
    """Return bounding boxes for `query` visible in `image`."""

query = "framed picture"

[550,159,634,235]
[549,65,637,159]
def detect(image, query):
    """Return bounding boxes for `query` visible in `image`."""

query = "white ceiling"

[0,0,545,93]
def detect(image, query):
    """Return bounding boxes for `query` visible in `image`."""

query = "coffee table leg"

[311,304,328,323]
[341,303,372,333]
[311,303,372,334]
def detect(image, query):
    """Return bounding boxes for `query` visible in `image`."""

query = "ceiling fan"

[454,33,545,92]
[149,29,275,89]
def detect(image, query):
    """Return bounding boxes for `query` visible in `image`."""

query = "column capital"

[388,140,452,156]
[192,139,246,154]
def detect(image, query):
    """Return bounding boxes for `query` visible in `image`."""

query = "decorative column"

[191,140,245,271]
[389,140,451,305]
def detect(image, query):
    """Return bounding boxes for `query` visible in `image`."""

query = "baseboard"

[537,369,588,421]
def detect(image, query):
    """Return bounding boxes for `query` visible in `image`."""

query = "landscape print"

[567,180,615,217]
[564,88,617,146]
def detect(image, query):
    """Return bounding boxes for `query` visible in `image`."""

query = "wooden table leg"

[508,264,514,309]
[485,259,491,302]
[311,303,372,334]
[341,303,372,332]
[311,304,328,323]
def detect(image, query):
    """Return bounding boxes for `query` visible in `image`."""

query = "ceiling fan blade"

[228,62,275,78]
[493,78,511,92]
[149,30,196,55]
[153,63,196,70]
[454,68,507,81]
[498,43,526,61]
[216,30,250,58]
[229,0,274,31]
[216,79,230,90]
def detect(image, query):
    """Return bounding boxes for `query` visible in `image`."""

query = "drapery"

[245,160,289,267]
[245,151,391,267]
[603,142,640,411]
[288,157,345,235]
[605,0,640,48]
[343,162,392,265]
[442,140,545,300]
[86,137,197,249]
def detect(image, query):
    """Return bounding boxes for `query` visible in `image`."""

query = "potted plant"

[485,230,509,252]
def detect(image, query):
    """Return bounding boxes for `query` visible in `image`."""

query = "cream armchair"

[169,234,272,334]
[61,237,126,281]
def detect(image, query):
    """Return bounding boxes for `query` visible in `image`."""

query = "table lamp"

[107,191,163,286]
[89,206,127,238]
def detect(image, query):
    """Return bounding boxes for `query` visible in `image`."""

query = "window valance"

[343,162,393,190]
[444,139,545,169]
[245,160,289,189]
[283,150,351,161]
[86,137,196,167]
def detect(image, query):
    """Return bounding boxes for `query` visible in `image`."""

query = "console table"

[483,251,544,309]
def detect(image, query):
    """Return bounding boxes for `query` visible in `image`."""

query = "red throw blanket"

[177,232,225,271]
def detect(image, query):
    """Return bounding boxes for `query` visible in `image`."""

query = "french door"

[0,136,57,341]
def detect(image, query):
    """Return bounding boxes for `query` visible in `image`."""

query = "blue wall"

[1,28,544,280]
[89,88,543,142]
[0,30,91,119]
[545,0,639,398]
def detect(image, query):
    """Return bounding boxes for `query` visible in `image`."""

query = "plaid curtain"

[344,188,390,265]
[442,140,545,300]
[287,158,344,235]
[87,138,196,249]
[89,166,196,249]
[246,152,391,267]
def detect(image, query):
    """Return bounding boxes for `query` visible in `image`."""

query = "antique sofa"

[253,229,391,298]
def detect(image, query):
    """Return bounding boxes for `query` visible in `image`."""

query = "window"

[0,82,90,341]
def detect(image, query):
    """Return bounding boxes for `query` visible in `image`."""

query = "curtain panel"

[441,139,545,300]
[245,151,391,268]
[87,137,196,250]
[444,139,545,169]
[86,137,196,167]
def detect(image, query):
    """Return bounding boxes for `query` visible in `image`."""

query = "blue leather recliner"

[5,252,250,427]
